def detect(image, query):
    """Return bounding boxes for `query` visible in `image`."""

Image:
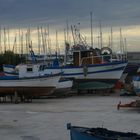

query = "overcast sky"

[0,0,140,52]
[0,0,140,27]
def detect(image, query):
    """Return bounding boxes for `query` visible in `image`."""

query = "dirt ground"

[0,94,139,140]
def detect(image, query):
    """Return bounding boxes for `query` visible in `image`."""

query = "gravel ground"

[0,95,140,140]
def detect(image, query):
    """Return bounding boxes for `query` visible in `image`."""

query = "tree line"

[0,51,26,71]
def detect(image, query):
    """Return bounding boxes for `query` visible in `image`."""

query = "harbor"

[0,94,140,140]
[1,0,140,139]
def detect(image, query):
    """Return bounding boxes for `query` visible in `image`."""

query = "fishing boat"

[0,75,60,94]
[0,64,61,97]
[43,47,127,89]
[3,63,72,89]
[67,123,140,140]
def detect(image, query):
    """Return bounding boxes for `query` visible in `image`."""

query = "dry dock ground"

[0,94,140,140]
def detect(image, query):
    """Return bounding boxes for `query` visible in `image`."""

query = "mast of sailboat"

[12,36,17,53]
[120,28,124,54]
[7,27,10,51]
[25,32,28,62]
[41,27,46,56]
[19,28,21,55]
[44,28,48,60]
[55,30,58,58]
[66,19,69,42]
[90,12,93,48]
[37,26,41,56]
[124,38,127,59]
[4,27,6,53]
[99,21,103,49]
[110,27,113,51]
[64,28,67,65]
[47,25,51,57]
[21,31,23,62]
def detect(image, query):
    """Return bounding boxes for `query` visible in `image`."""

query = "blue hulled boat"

[67,123,140,140]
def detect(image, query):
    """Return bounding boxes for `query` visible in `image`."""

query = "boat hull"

[0,75,60,95]
[67,123,140,140]
[44,61,127,81]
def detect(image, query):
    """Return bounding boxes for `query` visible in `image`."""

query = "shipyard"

[0,94,140,140]
[1,0,140,140]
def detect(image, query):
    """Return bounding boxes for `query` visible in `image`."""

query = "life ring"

[101,47,112,55]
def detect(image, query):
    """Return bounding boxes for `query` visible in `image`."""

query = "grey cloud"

[0,0,140,28]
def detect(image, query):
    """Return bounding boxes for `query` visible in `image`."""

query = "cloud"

[0,0,140,52]
[0,0,140,28]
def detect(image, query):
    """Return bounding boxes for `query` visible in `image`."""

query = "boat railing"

[80,54,126,66]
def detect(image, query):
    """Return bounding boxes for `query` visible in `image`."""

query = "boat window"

[39,65,44,71]
[27,67,33,72]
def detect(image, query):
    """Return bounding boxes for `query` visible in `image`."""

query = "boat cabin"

[15,64,44,78]
[73,50,101,66]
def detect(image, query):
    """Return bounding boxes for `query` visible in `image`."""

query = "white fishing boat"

[0,64,61,96]
[43,48,127,85]
[3,63,73,89]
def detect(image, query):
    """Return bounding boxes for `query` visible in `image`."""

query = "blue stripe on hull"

[45,61,127,69]
[3,64,16,68]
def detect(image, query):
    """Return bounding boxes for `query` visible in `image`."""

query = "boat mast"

[47,25,51,58]
[90,12,93,48]
[110,27,113,51]
[71,25,76,46]
[120,28,123,54]
[7,27,10,50]
[64,28,67,65]
[44,28,48,59]
[4,27,6,53]
[124,38,127,59]
[19,28,21,55]
[99,21,103,49]
[41,27,46,56]
[55,30,58,57]
[66,19,69,42]
[21,31,24,60]
[37,26,41,56]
